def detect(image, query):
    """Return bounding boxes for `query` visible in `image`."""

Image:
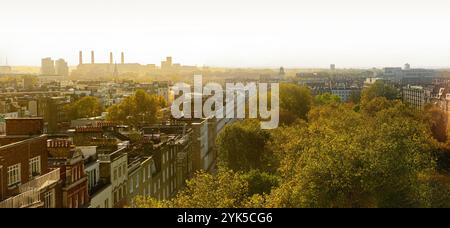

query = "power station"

[78,51,125,65]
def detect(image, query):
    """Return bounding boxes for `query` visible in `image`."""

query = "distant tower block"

[330,64,336,71]
[91,51,95,64]
[110,52,113,65]
[404,63,411,70]
[79,51,83,65]
[121,52,125,64]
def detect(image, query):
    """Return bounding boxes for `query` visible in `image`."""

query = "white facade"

[88,185,112,208]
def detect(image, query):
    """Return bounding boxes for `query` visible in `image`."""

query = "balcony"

[19,168,60,192]
[0,169,60,208]
[0,189,42,208]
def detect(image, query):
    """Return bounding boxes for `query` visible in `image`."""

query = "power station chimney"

[121,52,124,64]
[79,51,83,65]
[91,51,95,64]
[110,52,113,65]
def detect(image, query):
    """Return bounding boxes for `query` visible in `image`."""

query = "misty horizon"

[1,0,450,68]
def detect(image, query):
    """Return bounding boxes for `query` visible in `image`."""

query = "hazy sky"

[1,0,450,68]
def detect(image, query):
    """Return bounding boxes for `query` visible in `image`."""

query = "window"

[118,166,122,177]
[80,192,85,205]
[7,163,21,187]
[68,197,72,208]
[113,168,117,181]
[73,166,78,182]
[29,156,41,178]
[136,174,139,188]
[44,190,55,208]
[104,199,109,208]
[147,165,151,179]
[129,178,134,193]
[74,194,79,208]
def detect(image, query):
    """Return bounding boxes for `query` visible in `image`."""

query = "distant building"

[402,85,430,110]
[55,59,69,77]
[404,63,411,70]
[0,66,12,74]
[161,57,173,71]
[330,88,360,102]
[364,77,383,88]
[40,97,70,134]
[330,64,336,71]
[23,77,35,90]
[41,58,55,75]
[382,66,436,85]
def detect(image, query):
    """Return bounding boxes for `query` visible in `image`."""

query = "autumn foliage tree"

[279,83,313,125]
[64,96,103,120]
[216,119,274,172]
[107,90,165,126]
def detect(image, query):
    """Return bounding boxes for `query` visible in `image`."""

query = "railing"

[19,168,60,193]
[0,189,41,208]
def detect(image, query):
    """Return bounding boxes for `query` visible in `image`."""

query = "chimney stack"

[110,52,113,65]
[121,52,124,64]
[91,51,95,64]
[79,51,83,65]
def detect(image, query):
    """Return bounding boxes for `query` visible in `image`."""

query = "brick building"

[47,139,89,208]
[0,118,61,208]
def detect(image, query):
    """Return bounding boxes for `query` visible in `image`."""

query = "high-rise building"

[91,51,95,64]
[41,58,55,75]
[79,51,83,65]
[0,57,11,74]
[55,59,69,76]
[330,64,336,71]
[279,67,285,76]
[404,63,411,70]
[161,56,173,70]
[121,52,125,64]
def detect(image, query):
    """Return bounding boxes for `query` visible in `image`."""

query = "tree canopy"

[64,96,103,120]
[279,83,313,125]
[133,83,450,208]
[216,119,274,172]
[107,90,165,126]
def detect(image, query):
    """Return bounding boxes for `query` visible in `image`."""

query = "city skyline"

[1,0,450,68]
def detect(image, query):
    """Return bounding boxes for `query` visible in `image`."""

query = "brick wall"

[5,118,44,136]
[0,135,48,200]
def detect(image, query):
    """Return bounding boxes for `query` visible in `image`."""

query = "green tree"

[216,119,274,172]
[360,81,399,107]
[241,170,279,195]
[107,90,164,126]
[423,104,448,143]
[279,83,313,125]
[314,93,341,106]
[132,169,249,208]
[268,103,438,208]
[64,96,103,120]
